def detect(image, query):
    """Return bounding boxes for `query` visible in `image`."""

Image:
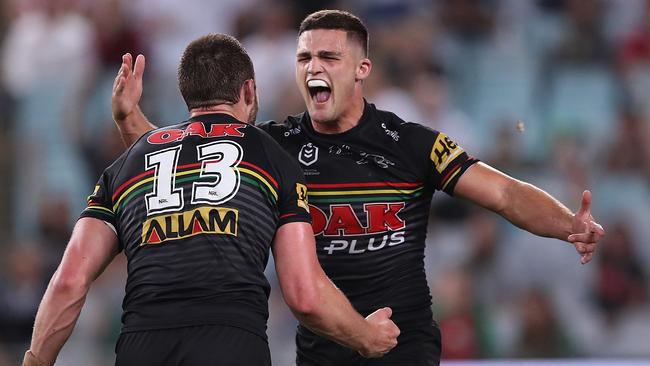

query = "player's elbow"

[50,265,92,295]
[283,283,322,318]
[493,177,524,216]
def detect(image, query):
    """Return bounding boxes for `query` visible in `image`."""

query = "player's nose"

[306,58,323,75]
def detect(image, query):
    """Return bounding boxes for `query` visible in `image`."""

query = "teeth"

[307,79,329,88]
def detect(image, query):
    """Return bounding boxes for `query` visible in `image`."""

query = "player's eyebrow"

[296,50,343,59]
[317,50,342,58]
[296,50,311,59]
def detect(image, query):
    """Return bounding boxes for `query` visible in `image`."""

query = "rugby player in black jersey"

[22,34,400,366]
[111,10,605,366]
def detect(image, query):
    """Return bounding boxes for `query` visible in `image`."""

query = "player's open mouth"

[307,79,331,104]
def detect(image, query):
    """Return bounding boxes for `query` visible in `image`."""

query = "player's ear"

[242,79,256,106]
[356,58,372,81]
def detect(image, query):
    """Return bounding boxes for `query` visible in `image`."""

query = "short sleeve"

[427,131,479,195]
[400,123,478,196]
[276,158,312,226]
[79,169,117,230]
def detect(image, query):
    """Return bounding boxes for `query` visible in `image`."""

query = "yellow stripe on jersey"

[113,167,278,211]
[87,205,115,215]
[307,186,423,196]
[239,168,278,201]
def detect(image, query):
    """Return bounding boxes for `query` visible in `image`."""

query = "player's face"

[296,29,365,124]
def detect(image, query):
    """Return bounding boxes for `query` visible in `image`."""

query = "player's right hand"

[112,53,145,123]
[358,307,400,358]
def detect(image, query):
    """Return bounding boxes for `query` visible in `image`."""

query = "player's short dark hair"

[299,10,369,56]
[178,33,255,110]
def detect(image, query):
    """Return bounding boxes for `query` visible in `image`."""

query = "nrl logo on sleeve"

[298,143,319,166]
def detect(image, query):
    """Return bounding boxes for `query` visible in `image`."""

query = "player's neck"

[311,95,365,134]
[190,105,247,123]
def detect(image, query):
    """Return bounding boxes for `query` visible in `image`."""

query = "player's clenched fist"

[358,307,400,358]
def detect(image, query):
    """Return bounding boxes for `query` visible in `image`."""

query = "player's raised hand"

[568,190,605,264]
[112,53,145,122]
[358,307,400,358]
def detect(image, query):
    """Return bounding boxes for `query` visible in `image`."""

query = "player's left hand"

[568,190,605,264]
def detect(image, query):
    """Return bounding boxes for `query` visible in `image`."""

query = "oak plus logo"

[298,143,319,166]
[310,203,407,254]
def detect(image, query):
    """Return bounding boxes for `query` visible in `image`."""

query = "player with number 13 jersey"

[82,114,311,340]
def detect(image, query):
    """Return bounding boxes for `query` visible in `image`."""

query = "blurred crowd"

[0,0,649,365]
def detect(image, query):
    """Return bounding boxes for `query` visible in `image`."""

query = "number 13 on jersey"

[144,141,243,216]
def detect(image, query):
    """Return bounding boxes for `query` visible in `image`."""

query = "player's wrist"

[23,350,50,366]
[357,319,378,356]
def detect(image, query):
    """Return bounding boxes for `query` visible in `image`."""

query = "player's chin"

[308,108,333,123]
[306,101,328,116]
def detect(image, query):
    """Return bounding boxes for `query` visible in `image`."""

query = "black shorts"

[296,322,441,366]
[115,324,270,366]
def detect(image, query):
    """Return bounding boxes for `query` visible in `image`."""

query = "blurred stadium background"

[0,0,649,365]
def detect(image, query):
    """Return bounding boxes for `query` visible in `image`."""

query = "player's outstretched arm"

[454,162,605,264]
[272,222,400,358]
[23,218,120,366]
[112,53,157,146]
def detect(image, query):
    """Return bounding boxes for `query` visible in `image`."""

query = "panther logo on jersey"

[299,143,319,166]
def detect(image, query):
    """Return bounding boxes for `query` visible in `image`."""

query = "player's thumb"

[379,307,392,319]
[578,190,592,216]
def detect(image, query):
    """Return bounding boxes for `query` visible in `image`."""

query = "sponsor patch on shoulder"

[296,183,309,212]
[430,132,464,173]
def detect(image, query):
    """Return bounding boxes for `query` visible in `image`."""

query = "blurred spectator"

[593,221,648,324]
[1,0,96,99]
[617,0,650,68]
[514,289,576,358]
[485,121,526,172]
[129,0,255,122]
[438,0,496,41]
[242,2,303,121]
[547,0,610,67]
[549,133,589,192]
[602,108,650,178]
[408,68,481,155]
[2,0,97,240]
[616,0,650,117]
[88,0,145,71]
[0,244,47,345]
[538,0,619,157]
[433,268,496,359]
[37,198,74,273]
[84,124,127,180]
[464,213,504,303]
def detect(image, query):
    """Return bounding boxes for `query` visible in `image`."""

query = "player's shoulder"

[368,102,441,142]
[257,114,306,139]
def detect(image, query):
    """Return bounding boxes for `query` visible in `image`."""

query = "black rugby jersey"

[80,113,311,338]
[261,101,478,330]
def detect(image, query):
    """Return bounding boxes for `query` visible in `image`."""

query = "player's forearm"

[291,274,372,352]
[115,105,157,146]
[28,271,89,365]
[499,180,573,241]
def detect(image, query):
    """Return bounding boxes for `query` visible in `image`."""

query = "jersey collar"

[301,99,374,140]
[188,113,245,125]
